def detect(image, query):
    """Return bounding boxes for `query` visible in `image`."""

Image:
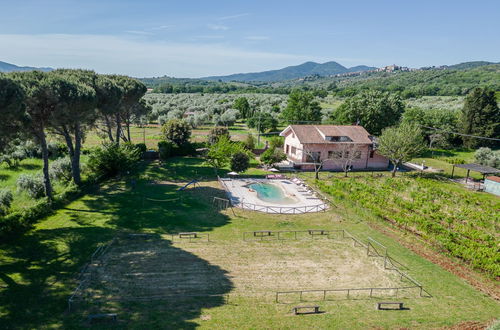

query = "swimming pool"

[248,182,297,204]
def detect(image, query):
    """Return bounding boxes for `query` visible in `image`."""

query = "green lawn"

[411,148,483,179]
[0,158,498,328]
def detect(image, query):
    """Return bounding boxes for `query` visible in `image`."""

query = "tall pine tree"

[460,88,500,149]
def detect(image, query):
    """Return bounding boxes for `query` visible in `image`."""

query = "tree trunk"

[104,115,114,142]
[391,161,399,177]
[115,114,121,146]
[126,120,131,143]
[38,130,53,200]
[72,124,82,185]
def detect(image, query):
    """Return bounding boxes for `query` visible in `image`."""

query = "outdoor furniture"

[87,313,117,323]
[292,305,321,315]
[253,230,273,237]
[179,232,198,239]
[308,229,327,236]
[377,301,404,310]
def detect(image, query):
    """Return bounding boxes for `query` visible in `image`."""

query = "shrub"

[47,142,67,157]
[244,134,255,150]
[135,143,147,154]
[86,143,141,180]
[172,142,195,157]
[17,174,45,199]
[158,141,174,160]
[49,157,73,182]
[207,127,230,145]
[0,189,13,215]
[230,152,250,173]
[260,147,286,166]
[475,147,500,169]
[161,119,191,146]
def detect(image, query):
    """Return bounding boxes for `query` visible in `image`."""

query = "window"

[325,136,352,142]
[369,150,374,158]
[344,151,349,158]
[354,151,362,159]
[286,145,289,154]
[306,152,321,162]
[291,146,296,154]
[292,133,295,139]
[328,151,342,159]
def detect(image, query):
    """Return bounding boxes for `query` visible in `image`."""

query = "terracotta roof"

[486,176,500,183]
[281,125,373,144]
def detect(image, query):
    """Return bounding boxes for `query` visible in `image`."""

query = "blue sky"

[0,0,499,77]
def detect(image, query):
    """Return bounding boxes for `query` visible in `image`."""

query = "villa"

[279,125,390,171]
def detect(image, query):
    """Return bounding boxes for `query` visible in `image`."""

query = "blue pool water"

[248,182,296,204]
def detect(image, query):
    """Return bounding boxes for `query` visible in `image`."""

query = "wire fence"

[273,229,432,303]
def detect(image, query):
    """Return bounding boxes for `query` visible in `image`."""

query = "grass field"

[411,148,482,179]
[1,157,498,329]
[0,158,73,211]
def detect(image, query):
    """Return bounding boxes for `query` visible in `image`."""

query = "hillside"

[202,61,376,82]
[0,61,53,73]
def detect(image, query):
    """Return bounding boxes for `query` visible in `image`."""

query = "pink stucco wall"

[282,129,389,170]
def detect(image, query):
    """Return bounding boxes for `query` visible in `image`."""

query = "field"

[1,157,499,329]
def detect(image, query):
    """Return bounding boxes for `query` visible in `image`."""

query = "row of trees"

[0,70,147,200]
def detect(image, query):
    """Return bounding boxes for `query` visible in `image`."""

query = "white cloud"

[245,36,270,41]
[125,30,154,35]
[218,13,250,20]
[0,34,314,77]
[207,24,229,31]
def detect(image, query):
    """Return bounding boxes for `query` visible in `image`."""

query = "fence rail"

[217,176,329,214]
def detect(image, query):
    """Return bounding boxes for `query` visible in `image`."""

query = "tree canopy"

[0,75,25,152]
[460,88,500,149]
[281,90,322,123]
[377,122,425,177]
[330,91,404,135]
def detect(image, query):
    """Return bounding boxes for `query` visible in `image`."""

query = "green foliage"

[0,189,13,215]
[0,74,25,153]
[206,135,247,172]
[158,141,174,160]
[268,136,284,149]
[260,147,286,166]
[230,152,250,173]
[474,148,500,169]
[86,143,141,179]
[16,174,45,199]
[135,143,147,154]
[49,157,73,182]
[281,90,322,123]
[377,123,426,176]
[244,134,255,150]
[460,88,500,149]
[317,175,500,277]
[161,119,192,146]
[207,127,230,145]
[247,112,278,133]
[233,97,251,118]
[331,91,404,135]
[402,107,461,147]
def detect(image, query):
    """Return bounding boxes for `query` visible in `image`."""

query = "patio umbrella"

[269,168,280,172]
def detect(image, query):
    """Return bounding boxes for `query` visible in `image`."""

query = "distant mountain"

[202,61,376,82]
[0,61,53,73]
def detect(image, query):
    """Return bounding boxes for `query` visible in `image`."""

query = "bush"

[47,142,67,158]
[86,143,141,180]
[475,147,500,169]
[260,147,286,166]
[207,127,230,145]
[172,142,196,157]
[158,141,174,160]
[230,152,250,173]
[0,189,13,215]
[17,174,45,199]
[135,143,147,158]
[244,134,255,150]
[161,119,192,146]
[49,157,72,182]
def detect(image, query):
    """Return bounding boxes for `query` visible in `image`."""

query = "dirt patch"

[78,235,416,305]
